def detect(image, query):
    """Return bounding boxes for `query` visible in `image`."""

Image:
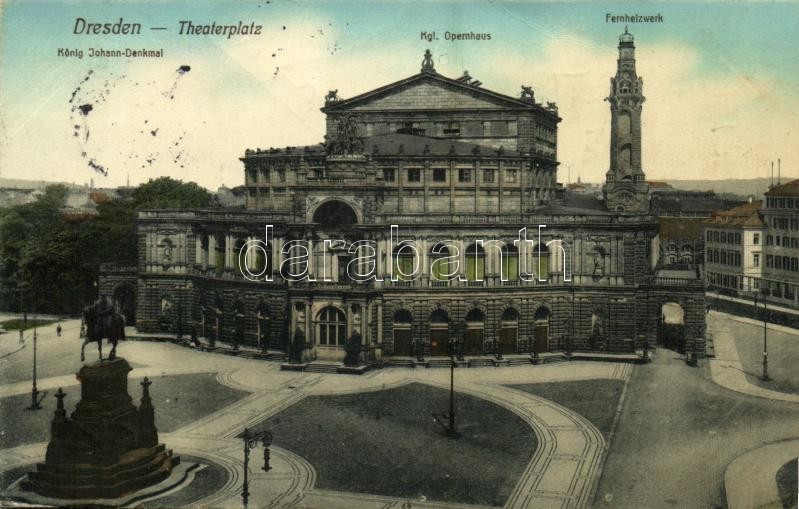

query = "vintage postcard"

[0,1,797,508]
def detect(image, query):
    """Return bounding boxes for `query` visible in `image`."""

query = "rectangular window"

[383,169,396,182]
[753,253,760,267]
[483,169,495,183]
[505,169,518,183]
[753,233,760,245]
[482,121,492,136]
[433,168,447,182]
[443,122,461,136]
[407,168,421,182]
[458,169,471,183]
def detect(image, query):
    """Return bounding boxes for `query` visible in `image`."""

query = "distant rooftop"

[765,178,799,197]
[705,200,764,228]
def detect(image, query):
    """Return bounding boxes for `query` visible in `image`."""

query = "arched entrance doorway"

[392,309,413,356]
[464,309,485,355]
[659,302,685,352]
[317,306,347,348]
[429,309,449,356]
[499,308,519,354]
[533,307,550,353]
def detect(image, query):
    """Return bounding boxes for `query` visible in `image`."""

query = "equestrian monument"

[21,358,179,498]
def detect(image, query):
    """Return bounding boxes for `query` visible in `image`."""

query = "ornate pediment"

[323,73,540,113]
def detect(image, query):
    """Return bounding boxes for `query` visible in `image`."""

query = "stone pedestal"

[22,358,179,499]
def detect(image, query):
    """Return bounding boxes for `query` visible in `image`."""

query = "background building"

[704,179,799,309]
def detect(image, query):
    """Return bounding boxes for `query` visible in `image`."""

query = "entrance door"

[430,328,449,356]
[464,327,484,356]
[500,326,518,354]
[534,324,549,353]
[393,328,412,356]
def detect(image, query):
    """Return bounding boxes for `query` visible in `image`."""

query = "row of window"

[362,120,519,138]
[707,272,749,290]
[706,248,742,267]
[707,273,799,301]
[384,167,526,184]
[766,197,799,210]
[706,230,745,245]
[765,235,799,248]
[765,255,799,272]
[768,216,799,231]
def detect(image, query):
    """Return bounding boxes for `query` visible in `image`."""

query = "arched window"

[430,244,453,281]
[466,244,485,281]
[430,308,449,324]
[317,306,346,347]
[393,309,413,324]
[393,244,416,281]
[502,245,519,280]
[254,244,269,274]
[234,238,247,275]
[466,308,485,322]
[312,200,358,227]
[535,244,550,279]
[501,308,519,322]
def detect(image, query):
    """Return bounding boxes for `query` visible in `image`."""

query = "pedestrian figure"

[19,329,23,344]
[56,323,62,337]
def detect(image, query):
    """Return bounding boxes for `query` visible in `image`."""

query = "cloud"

[0,27,796,190]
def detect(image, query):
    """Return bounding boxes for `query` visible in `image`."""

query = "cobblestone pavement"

[0,321,631,509]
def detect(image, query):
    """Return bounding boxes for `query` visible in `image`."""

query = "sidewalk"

[708,311,799,403]
[725,439,799,509]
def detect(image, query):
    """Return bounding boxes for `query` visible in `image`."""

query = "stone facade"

[123,33,706,362]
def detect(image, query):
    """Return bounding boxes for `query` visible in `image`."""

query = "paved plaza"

[0,310,798,508]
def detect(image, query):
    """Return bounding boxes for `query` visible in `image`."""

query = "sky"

[0,0,797,190]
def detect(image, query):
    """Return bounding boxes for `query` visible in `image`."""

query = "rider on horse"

[81,296,126,362]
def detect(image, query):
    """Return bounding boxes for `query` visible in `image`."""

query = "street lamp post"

[569,283,575,357]
[241,427,273,508]
[29,314,42,410]
[761,291,770,382]
[432,326,460,438]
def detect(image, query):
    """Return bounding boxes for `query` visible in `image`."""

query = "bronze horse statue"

[81,296,126,362]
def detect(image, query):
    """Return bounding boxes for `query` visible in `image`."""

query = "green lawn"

[248,382,537,506]
[0,372,248,450]
[0,319,57,331]
[509,379,626,438]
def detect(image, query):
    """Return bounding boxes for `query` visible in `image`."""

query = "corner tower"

[603,27,649,213]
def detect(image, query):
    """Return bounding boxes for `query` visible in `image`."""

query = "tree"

[130,177,213,209]
[0,178,215,314]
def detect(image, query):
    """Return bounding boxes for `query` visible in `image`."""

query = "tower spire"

[603,28,649,213]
